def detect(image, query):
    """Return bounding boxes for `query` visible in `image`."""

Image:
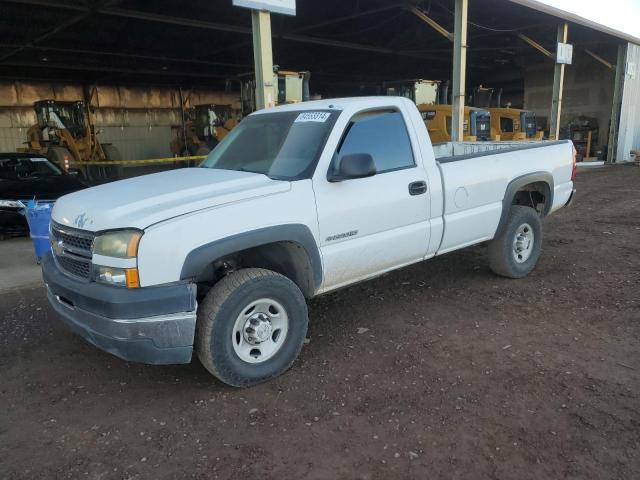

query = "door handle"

[408,181,427,196]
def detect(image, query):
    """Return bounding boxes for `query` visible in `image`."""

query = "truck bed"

[432,139,574,255]
[433,140,569,163]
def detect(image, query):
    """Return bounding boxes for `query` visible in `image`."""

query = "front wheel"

[488,205,542,278]
[195,268,308,387]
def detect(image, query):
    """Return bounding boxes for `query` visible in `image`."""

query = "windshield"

[36,102,87,137]
[0,157,63,180]
[200,110,337,180]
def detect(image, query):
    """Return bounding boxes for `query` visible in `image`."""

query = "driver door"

[313,109,431,291]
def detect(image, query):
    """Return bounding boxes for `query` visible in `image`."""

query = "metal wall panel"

[99,126,174,160]
[0,128,26,152]
[617,43,640,161]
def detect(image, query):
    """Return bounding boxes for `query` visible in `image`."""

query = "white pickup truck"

[43,97,576,387]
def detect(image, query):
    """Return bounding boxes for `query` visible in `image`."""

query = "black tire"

[195,268,308,387]
[101,144,122,180]
[192,146,210,167]
[195,146,211,156]
[101,144,121,161]
[488,205,542,279]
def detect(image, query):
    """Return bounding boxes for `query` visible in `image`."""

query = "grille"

[51,224,94,252]
[56,255,91,279]
[476,118,491,140]
[50,222,94,280]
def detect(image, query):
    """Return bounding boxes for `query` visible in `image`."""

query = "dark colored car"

[0,152,86,237]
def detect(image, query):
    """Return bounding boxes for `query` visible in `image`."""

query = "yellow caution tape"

[68,155,207,166]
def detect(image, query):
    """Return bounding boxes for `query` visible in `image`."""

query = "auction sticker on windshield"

[295,112,331,123]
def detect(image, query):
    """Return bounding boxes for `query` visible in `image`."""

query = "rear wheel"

[195,268,308,387]
[488,205,542,278]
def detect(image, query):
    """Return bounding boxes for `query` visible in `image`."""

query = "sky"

[519,0,640,39]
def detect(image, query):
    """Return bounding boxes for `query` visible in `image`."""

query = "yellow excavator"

[20,99,120,180]
[469,85,542,140]
[382,79,491,142]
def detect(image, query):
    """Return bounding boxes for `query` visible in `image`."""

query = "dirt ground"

[1,165,639,479]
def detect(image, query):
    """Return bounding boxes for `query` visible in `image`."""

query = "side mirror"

[328,153,376,182]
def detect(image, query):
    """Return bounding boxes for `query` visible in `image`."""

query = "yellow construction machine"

[20,99,120,179]
[171,104,239,156]
[383,79,492,142]
[240,67,311,115]
[172,67,310,157]
[469,85,542,140]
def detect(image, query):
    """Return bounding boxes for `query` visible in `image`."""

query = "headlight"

[95,266,140,288]
[92,230,141,258]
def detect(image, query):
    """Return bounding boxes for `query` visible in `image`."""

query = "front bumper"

[42,252,197,364]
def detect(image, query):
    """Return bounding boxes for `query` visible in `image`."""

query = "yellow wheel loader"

[172,67,310,160]
[469,86,542,140]
[383,79,491,142]
[20,99,121,181]
[418,103,492,143]
[240,67,311,115]
[171,104,238,157]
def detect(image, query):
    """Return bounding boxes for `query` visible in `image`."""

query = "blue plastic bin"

[25,200,55,263]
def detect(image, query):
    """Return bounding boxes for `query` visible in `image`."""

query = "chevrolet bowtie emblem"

[52,239,64,256]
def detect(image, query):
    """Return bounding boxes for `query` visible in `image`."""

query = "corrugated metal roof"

[508,0,640,44]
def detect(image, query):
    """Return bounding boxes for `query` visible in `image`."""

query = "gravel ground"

[1,165,638,479]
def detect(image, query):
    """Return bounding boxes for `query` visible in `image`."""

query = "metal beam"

[451,0,468,142]
[292,3,404,33]
[1,0,86,11]
[0,60,232,79]
[0,43,251,69]
[407,6,453,41]
[251,10,274,110]
[517,33,553,58]
[549,22,568,140]
[101,7,251,34]
[584,49,615,70]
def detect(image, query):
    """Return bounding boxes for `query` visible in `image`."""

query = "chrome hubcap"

[513,223,534,263]
[232,298,288,364]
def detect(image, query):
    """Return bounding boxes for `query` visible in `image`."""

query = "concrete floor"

[0,237,44,292]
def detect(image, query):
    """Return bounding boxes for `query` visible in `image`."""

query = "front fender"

[179,224,323,295]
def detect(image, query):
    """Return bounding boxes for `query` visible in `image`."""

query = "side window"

[337,111,415,173]
[500,116,514,133]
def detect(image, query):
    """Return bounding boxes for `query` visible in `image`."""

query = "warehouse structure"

[0,0,638,164]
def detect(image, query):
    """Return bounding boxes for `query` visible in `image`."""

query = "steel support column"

[251,10,274,110]
[451,0,468,142]
[549,22,568,140]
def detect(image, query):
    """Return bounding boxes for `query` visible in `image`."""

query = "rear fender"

[494,172,553,238]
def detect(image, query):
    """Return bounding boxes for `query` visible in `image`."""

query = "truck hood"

[52,168,290,231]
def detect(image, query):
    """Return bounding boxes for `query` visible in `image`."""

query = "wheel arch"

[180,224,322,298]
[494,172,553,238]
